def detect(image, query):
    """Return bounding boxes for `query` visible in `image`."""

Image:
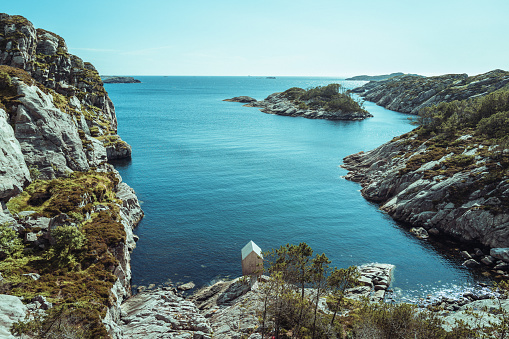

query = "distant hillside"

[351,69,509,115]
[346,72,422,81]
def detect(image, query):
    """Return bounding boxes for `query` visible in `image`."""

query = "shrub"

[0,71,12,89]
[0,223,23,258]
[352,302,447,338]
[476,110,509,139]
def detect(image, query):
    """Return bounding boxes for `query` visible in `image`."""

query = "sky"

[4,0,509,77]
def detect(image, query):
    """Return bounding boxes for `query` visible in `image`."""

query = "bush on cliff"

[0,223,23,259]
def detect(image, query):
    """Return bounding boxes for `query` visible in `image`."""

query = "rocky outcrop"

[227,92,372,120]
[102,76,141,84]
[347,264,395,302]
[223,96,257,103]
[342,134,509,255]
[352,70,509,114]
[0,294,27,338]
[0,13,131,167]
[441,298,509,331]
[120,287,213,338]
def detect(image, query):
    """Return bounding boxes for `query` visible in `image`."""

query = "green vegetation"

[281,83,367,113]
[2,171,126,338]
[260,243,509,338]
[0,223,23,259]
[393,87,509,210]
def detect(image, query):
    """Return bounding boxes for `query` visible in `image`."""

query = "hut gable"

[241,240,263,276]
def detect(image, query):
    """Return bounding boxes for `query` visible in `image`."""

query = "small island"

[102,76,141,83]
[225,83,372,121]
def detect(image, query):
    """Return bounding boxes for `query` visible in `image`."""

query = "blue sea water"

[106,76,488,302]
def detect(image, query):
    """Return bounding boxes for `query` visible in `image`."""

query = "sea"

[105,76,491,303]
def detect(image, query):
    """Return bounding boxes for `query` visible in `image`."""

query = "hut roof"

[241,240,263,260]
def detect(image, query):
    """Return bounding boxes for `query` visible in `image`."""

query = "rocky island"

[102,76,141,84]
[225,83,373,120]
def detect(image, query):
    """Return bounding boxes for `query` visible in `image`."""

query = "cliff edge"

[0,13,142,338]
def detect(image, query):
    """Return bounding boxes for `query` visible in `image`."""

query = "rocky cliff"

[351,69,509,115]
[0,13,142,338]
[343,71,509,272]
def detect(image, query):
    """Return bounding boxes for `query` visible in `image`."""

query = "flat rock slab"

[120,288,212,338]
[346,263,395,302]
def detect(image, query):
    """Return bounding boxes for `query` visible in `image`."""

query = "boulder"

[490,248,509,262]
[480,255,496,266]
[410,227,429,239]
[0,294,27,338]
[462,259,481,268]
[178,282,196,291]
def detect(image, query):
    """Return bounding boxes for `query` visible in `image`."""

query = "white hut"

[241,240,263,276]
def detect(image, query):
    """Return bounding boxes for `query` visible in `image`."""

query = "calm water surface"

[106,76,488,302]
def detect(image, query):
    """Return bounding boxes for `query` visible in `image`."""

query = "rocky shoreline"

[116,263,394,338]
[341,138,509,277]
[225,90,372,121]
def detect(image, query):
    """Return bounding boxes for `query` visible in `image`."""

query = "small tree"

[327,266,360,326]
[51,225,86,266]
[310,253,331,339]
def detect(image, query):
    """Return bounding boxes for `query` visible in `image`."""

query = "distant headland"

[346,72,422,81]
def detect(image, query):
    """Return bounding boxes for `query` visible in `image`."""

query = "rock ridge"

[351,69,509,114]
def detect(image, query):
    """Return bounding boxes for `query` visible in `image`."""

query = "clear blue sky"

[4,0,509,77]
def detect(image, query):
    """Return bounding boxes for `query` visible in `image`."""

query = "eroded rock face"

[0,108,29,199]
[0,13,130,162]
[14,79,89,178]
[353,70,509,115]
